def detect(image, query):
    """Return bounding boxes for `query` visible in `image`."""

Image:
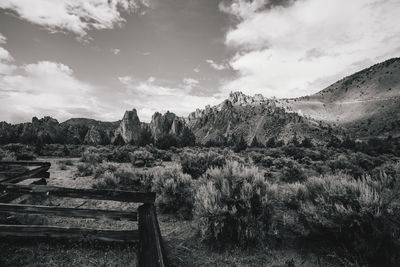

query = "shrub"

[109,145,136,163]
[76,163,94,176]
[295,174,400,265]
[280,161,307,183]
[61,159,74,166]
[155,134,178,149]
[327,155,364,178]
[0,148,16,161]
[130,149,154,167]
[93,163,117,178]
[92,171,119,189]
[59,162,67,170]
[150,164,194,219]
[233,135,247,152]
[180,151,225,179]
[194,161,271,246]
[81,150,103,164]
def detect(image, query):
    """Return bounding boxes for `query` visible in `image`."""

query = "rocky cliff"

[187,92,336,146]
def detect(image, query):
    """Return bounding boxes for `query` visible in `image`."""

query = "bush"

[181,151,225,179]
[60,159,74,166]
[194,161,271,246]
[81,150,103,164]
[92,171,119,189]
[327,155,364,178]
[155,134,178,149]
[93,163,117,178]
[280,161,307,183]
[150,164,194,219]
[109,145,136,163]
[0,148,16,161]
[130,149,154,167]
[295,174,400,265]
[76,163,94,176]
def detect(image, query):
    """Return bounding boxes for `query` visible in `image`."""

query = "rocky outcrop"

[112,109,143,145]
[150,111,184,141]
[187,94,337,146]
[84,126,113,145]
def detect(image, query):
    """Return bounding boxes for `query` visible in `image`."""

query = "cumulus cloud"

[118,75,219,121]
[0,56,114,122]
[206,59,227,70]
[220,0,400,98]
[182,78,199,90]
[0,0,150,38]
[0,33,16,75]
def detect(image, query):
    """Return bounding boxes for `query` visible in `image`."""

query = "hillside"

[280,58,400,138]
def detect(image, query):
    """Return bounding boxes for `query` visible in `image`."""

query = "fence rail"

[0,161,167,267]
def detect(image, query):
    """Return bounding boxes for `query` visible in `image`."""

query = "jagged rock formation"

[150,111,186,141]
[188,94,336,146]
[112,109,144,145]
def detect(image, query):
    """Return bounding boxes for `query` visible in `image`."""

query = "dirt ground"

[0,157,346,267]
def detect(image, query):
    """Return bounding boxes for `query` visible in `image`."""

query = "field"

[0,142,399,266]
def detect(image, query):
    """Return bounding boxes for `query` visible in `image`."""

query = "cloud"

[0,33,16,75]
[206,59,227,70]
[182,78,199,90]
[193,67,200,73]
[142,52,151,56]
[0,33,6,44]
[112,48,121,55]
[0,57,116,123]
[118,75,219,121]
[0,0,151,38]
[220,0,400,98]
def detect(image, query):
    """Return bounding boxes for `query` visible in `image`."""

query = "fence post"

[138,203,167,267]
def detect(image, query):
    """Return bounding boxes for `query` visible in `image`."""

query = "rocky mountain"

[187,92,337,146]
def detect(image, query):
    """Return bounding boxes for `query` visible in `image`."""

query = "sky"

[0,0,399,123]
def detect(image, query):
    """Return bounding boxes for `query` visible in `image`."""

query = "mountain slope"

[280,58,400,138]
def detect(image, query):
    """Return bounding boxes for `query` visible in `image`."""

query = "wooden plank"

[0,183,156,204]
[1,165,50,184]
[0,161,51,166]
[0,224,139,243]
[0,203,137,221]
[138,204,167,267]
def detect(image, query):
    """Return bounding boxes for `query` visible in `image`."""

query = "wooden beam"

[1,165,50,184]
[0,183,156,204]
[0,161,51,167]
[138,204,167,267]
[0,224,139,243]
[0,203,137,221]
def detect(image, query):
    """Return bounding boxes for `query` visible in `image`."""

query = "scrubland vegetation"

[1,136,399,266]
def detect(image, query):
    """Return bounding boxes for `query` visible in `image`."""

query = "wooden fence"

[0,161,167,267]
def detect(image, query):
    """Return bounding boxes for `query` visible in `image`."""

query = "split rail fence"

[0,161,167,267]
